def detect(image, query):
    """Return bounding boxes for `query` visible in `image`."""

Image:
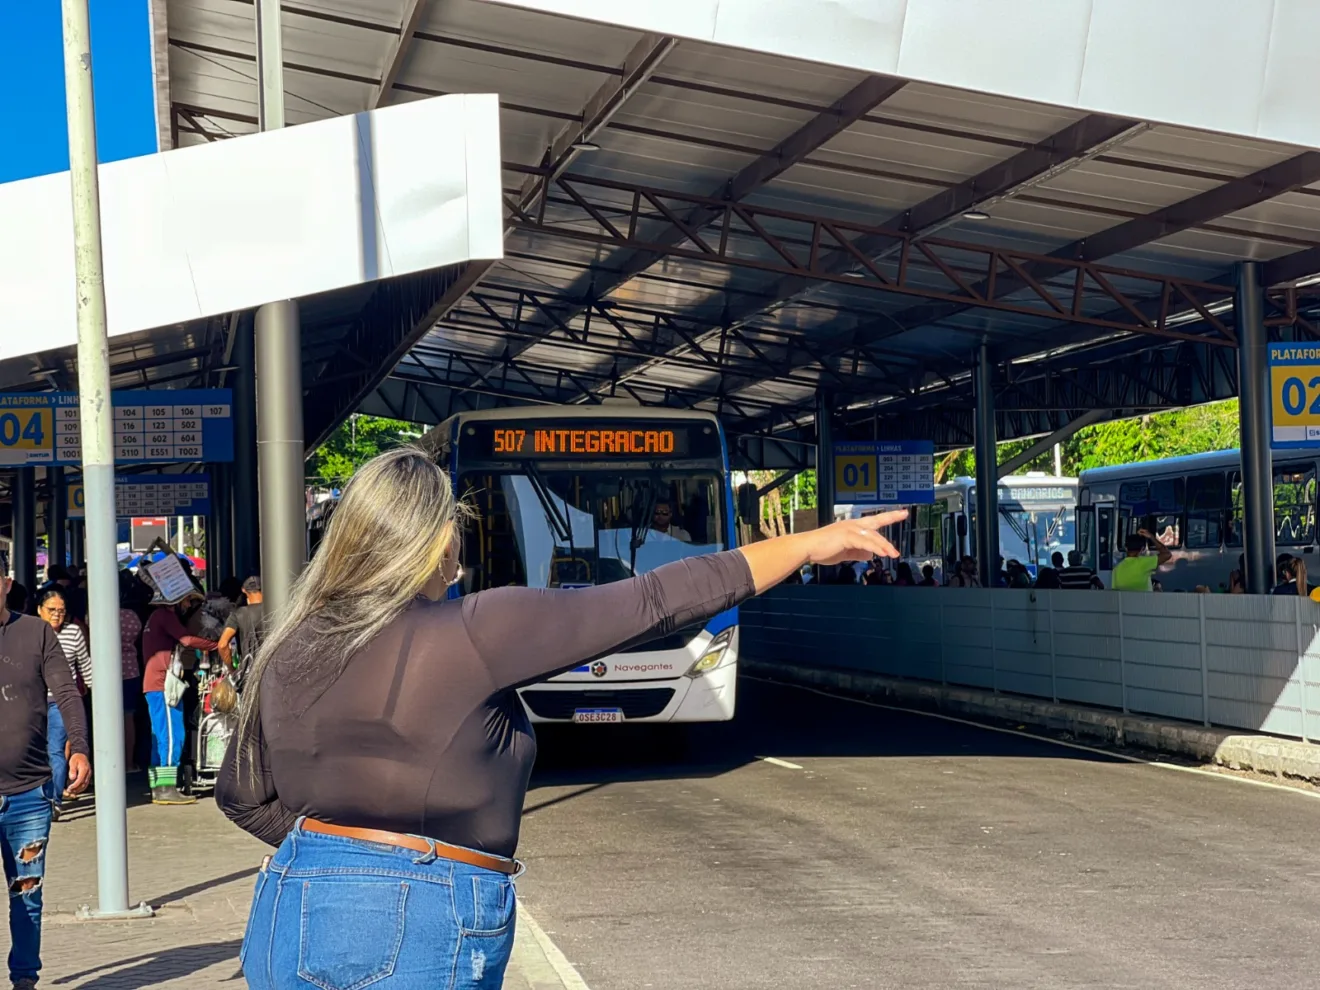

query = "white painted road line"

[518,903,594,990]
[759,756,804,770]
[751,675,1320,802]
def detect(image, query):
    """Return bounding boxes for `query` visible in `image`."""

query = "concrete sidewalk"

[35,786,578,989]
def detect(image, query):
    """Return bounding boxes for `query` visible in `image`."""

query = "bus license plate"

[572,708,624,724]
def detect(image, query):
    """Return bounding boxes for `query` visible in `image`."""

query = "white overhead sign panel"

[479,0,1320,150]
[0,93,504,364]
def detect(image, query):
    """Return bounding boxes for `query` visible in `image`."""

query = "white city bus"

[840,473,1078,582]
[431,407,738,724]
[1077,447,1320,592]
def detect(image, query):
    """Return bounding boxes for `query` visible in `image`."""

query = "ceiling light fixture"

[571,140,600,152]
[962,209,991,221]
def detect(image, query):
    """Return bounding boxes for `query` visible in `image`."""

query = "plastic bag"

[164,655,187,708]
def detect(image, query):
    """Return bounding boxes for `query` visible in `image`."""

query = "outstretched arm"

[158,606,219,652]
[466,510,907,691]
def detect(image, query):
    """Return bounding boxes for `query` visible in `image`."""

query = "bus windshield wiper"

[628,481,658,575]
[524,464,572,545]
[1000,508,1036,561]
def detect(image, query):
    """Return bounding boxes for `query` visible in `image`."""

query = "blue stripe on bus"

[705,608,737,636]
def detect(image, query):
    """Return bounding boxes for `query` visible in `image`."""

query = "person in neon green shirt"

[1112,529,1173,591]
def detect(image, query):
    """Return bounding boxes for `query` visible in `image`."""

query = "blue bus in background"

[432,407,739,724]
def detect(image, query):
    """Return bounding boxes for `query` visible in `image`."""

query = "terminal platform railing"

[741,587,1320,742]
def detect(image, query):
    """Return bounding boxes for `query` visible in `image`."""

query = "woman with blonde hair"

[218,446,904,989]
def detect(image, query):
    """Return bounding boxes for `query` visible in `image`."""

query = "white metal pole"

[60,0,150,920]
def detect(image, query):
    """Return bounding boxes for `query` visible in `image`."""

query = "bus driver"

[651,501,691,542]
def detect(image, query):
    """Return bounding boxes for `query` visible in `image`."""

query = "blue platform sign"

[833,440,935,505]
[67,473,211,520]
[114,474,211,518]
[0,389,233,465]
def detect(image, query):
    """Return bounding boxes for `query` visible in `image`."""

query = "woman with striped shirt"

[36,589,91,807]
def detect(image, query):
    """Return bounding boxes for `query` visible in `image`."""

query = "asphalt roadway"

[516,676,1320,990]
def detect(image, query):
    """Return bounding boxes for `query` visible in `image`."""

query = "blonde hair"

[235,446,467,779]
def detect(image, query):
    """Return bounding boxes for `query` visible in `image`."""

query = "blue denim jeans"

[45,703,67,805]
[1,783,55,984]
[241,823,518,990]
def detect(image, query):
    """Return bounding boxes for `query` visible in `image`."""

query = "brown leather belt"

[300,819,520,876]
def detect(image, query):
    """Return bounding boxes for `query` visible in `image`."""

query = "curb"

[505,903,591,990]
[746,657,1320,783]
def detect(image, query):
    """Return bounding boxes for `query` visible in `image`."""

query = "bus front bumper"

[517,653,738,724]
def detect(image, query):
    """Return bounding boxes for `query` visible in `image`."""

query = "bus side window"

[1275,463,1317,546]
[1150,478,1183,548]
[1185,472,1226,549]
[941,513,957,564]
[1227,472,1244,547]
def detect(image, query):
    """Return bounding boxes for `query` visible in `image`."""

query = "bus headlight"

[686,629,733,678]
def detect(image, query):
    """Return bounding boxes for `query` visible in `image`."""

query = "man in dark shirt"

[218,575,264,674]
[1059,550,1103,590]
[1035,551,1065,590]
[0,574,91,990]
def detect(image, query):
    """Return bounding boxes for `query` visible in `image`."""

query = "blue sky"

[0,1,159,185]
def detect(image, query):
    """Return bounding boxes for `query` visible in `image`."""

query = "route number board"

[832,440,936,505]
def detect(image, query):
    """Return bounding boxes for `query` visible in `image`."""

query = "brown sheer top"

[217,551,754,856]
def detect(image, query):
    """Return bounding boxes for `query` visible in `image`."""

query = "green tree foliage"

[307,414,425,484]
[945,400,1240,477]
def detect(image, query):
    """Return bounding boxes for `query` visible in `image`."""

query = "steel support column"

[974,343,1000,589]
[48,465,67,571]
[231,314,259,581]
[1236,261,1275,594]
[815,391,835,531]
[69,517,85,567]
[256,299,306,616]
[210,462,234,585]
[13,469,36,590]
[254,0,286,131]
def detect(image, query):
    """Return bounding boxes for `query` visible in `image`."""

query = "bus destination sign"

[462,421,722,460]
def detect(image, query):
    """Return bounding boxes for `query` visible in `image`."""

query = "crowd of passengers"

[794,536,1320,599]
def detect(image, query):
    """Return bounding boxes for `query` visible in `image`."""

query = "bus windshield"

[459,469,724,591]
[971,504,1077,572]
[999,505,1076,570]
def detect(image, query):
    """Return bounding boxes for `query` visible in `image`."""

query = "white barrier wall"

[0,93,504,363]
[482,0,1320,150]
[741,588,1320,741]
